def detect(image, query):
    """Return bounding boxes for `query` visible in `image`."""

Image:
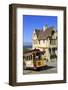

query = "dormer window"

[33,33,36,37]
[43,40,45,43]
[33,40,37,44]
[39,40,40,44]
[51,30,55,35]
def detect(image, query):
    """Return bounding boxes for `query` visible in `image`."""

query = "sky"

[23,15,57,44]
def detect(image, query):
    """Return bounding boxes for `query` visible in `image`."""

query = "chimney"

[43,24,48,31]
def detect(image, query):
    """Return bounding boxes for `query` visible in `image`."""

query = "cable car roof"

[23,49,44,55]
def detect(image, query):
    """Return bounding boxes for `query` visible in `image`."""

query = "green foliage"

[23,48,30,53]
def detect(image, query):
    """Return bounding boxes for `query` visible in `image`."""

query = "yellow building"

[32,25,57,61]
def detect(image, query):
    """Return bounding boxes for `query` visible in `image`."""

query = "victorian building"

[32,25,57,61]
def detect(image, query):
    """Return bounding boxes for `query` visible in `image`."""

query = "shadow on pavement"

[25,66,56,71]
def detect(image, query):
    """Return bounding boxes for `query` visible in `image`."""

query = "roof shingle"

[35,27,56,40]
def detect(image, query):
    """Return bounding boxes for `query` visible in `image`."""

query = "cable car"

[23,49,48,70]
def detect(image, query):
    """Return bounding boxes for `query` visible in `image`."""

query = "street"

[23,59,57,75]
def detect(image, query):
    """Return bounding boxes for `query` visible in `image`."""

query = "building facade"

[32,25,57,61]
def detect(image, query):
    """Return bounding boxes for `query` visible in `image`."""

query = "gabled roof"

[35,27,56,40]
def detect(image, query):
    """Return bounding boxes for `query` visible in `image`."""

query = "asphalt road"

[23,59,57,75]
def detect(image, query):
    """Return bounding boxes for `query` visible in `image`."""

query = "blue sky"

[23,15,57,44]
